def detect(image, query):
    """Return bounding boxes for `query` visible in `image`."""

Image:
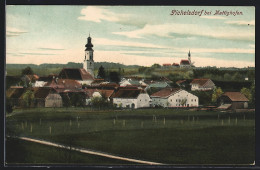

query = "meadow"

[5,108,255,165]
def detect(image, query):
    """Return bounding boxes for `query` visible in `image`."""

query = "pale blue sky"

[6,6,255,67]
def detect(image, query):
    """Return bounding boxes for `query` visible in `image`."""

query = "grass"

[5,137,131,165]
[5,108,255,165]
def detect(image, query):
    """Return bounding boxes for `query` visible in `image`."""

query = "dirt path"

[14,136,163,165]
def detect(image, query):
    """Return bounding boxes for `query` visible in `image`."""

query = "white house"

[190,78,215,91]
[112,88,151,109]
[150,88,199,108]
[120,78,147,87]
[85,89,114,105]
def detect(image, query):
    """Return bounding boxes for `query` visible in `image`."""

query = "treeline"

[6,62,140,76]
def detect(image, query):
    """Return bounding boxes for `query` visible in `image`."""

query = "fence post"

[235,117,238,125]
[228,117,230,125]
[221,120,224,126]
[123,120,125,127]
[141,121,144,128]
[30,123,32,133]
[113,118,116,125]
[49,126,52,134]
[163,117,166,125]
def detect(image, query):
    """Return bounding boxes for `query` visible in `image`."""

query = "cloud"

[113,23,255,41]
[200,16,227,20]
[78,6,148,28]
[225,20,255,26]
[6,27,27,37]
[78,6,119,23]
[20,52,56,55]
[249,44,255,48]
[39,48,64,51]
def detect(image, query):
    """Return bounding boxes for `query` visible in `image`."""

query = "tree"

[70,93,85,107]
[212,87,224,104]
[240,87,252,101]
[21,66,34,75]
[109,71,120,84]
[151,63,161,68]
[97,65,106,79]
[22,89,34,107]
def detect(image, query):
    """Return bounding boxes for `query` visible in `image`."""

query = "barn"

[218,92,249,110]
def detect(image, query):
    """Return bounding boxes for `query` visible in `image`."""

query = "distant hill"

[6,62,141,76]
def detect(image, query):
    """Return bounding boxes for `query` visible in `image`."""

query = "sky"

[6,6,255,68]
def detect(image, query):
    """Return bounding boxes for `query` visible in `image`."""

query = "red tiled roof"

[172,63,180,66]
[45,79,82,89]
[111,89,142,98]
[98,89,114,98]
[59,68,94,81]
[31,87,57,99]
[150,88,181,98]
[176,80,186,84]
[190,79,210,86]
[163,63,172,66]
[180,60,190,65]
[222,92,249,102]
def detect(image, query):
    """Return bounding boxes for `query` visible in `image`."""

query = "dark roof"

[33,87,57,99]
[6,87,25,98]
[190,79,210,86]
[111,89,142,98]
[150,88,181,98]
[59,68,94,81]
[222,92,249,102]
[180,60,190,65]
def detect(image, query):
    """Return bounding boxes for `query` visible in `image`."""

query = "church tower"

[188,50,191,64]
[83,34,94,77]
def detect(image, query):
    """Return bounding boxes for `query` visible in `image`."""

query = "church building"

[57,35,95,85]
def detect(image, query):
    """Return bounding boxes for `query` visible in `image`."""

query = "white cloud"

[200,16,227,20]
[6,27,27,37]
[225,20,255,26]
[113,23,255,41]
[78,6,119,23]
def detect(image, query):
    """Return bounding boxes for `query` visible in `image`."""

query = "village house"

[172,63,180,68]
[150,88,199,108]
[180,59,191,68]
[111,87,151,109]
[58,68,94,85]
[84,88,114,105]
[34,75,55,87]
[217,92,249,110]
[6,86,25,107]
[190,78,215,91]
[19,87,63,108]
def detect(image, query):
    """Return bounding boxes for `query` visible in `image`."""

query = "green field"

[5,108,255,165]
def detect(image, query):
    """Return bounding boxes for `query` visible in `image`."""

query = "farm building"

[150,88,199,108]
[217,92,249,110]
[111,88,150,109]
[58,68,94,85]
[32,87,63,107]
[6,86,25,107]
[44,78,82,90]
[190,78,215,91]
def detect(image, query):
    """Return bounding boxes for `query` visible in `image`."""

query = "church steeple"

[83,34,94,77]
[188,50,191,64]
[85,34,93,51]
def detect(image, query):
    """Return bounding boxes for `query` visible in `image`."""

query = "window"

[195,99,196,102]
[140,99,141,101]
[171,99,172,102]
[176,99,177,102]
[191,99,193,102]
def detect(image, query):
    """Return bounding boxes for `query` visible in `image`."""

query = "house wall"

[168,90,199,107]
[191,80,215,91]
[45,94,63,107]
[136,93,151,108]
[113,98,137,108]
[231,102,248,110]
[78,80,93,85]
[151,90,199,108]
[34,81,47,87]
